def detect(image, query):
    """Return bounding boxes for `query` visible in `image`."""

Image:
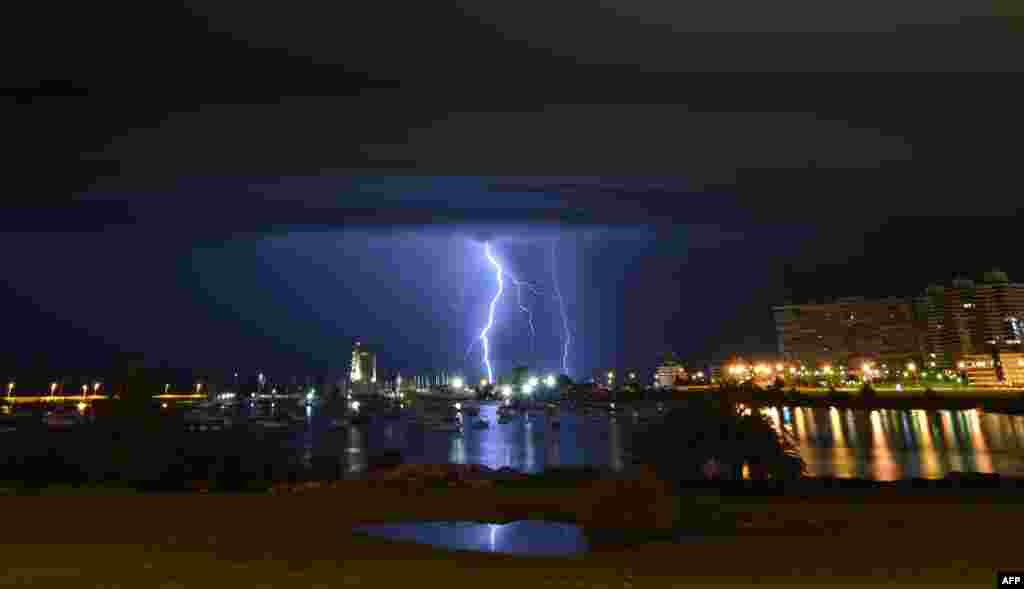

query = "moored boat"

[431,421,461,433]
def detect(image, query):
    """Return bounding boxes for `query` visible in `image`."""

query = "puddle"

[353,520,588,557]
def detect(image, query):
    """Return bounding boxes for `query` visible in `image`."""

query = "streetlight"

[49,382,57,399]
[6,381,13,400]
[451,376,464,391]
[93,381,101,395]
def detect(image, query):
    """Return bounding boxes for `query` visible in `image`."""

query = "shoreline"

[602,387,1024,414]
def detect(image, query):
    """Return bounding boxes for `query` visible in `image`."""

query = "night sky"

[3,3,1022,383]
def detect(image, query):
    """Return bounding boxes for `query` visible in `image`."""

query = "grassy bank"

[2,477,1021,587]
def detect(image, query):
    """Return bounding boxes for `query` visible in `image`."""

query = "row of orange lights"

[7,381,207,397]
[727,361,925,377]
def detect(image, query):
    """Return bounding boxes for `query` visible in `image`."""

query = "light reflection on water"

[275,403,1024,481]
[354,520,588,557]
[762,406,1024,480]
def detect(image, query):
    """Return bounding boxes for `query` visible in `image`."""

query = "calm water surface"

[273,402,1024,481]
[762,406,1024,480]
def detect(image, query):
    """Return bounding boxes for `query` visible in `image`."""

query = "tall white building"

[350,341,377,385]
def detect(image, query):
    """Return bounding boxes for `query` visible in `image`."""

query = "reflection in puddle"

[354,520,589,557]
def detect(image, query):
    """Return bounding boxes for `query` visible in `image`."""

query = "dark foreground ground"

[3,478,1022,588]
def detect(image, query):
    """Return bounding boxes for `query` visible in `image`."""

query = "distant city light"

[501,385,513,397]
[452,377,464,390]
[544,374,556,388]
[527,376,539,388]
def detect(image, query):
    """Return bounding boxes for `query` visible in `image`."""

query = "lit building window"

[1006,317,1023,342]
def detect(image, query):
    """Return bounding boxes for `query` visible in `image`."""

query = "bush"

[832,390,852,402]
[860,384,877,399]
[629,398,804,485]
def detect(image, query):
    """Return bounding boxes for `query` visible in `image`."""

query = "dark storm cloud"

[88,101,908,186]
[456,1,1021,72]
[185,0,1022,74]
[362,105,911,185]
[61,101,919,232]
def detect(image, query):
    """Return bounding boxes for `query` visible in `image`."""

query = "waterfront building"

[924,270,1024,368]
[654,364,687,388]
[772,296,928,369]
[773,269,1024,386]
[958,352,1024,388]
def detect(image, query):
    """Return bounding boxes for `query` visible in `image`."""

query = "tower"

[350,341,364,383]
[350,341,378,393]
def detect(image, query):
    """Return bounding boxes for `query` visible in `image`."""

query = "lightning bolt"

[507,274,539,363]
[480,242,504,384]
[550,240,571,376]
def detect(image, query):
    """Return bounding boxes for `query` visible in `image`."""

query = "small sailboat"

[349,413,372,426]
[431,421,462,432]
[43,411,79,429]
